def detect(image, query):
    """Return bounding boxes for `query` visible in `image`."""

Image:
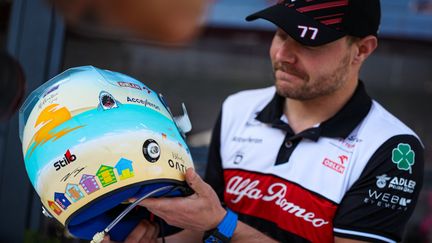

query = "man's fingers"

[132,168,208,208]
[137,197,162,209]
[124,220,147,243]
[185,167,208,195]
[148,221,160,240]
[124,220,158,243]
[140,220,159,242]
[101,234,111,243]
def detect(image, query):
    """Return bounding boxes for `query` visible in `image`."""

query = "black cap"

[246,0,381,46]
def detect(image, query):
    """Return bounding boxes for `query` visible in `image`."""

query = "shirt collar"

[256,81,372,140]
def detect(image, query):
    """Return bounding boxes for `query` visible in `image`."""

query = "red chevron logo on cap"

[297,0,348,13]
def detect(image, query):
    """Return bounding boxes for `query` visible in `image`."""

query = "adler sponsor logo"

[389,177,416,193]
[376,174,416,193]
[226,176,329,228]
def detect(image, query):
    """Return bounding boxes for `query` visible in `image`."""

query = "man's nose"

[275,37,297,64]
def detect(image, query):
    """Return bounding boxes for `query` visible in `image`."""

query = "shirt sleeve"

[333,134,424,242]
[204,111,225,201]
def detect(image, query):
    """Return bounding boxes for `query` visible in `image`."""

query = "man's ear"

[352,35,378,65]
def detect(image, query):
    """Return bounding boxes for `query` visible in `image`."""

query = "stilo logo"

[53,150,76,171]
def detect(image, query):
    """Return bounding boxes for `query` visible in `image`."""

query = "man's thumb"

[185,167,207,195]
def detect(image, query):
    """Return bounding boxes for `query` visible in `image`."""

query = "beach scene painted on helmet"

[18,66,195,226]
[20,66,172,155]
[24,104,189,188]
[31,110,193,223]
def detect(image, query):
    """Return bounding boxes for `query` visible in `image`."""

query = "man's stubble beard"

[274,52,352,100]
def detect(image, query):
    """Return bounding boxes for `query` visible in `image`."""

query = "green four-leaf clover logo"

[392,143,415,174]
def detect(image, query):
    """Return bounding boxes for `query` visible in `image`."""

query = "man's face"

[270,29,354,100]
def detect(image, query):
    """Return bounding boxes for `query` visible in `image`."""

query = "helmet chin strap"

[90,185,175,243]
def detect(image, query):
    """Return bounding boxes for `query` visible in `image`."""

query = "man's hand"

[101,219,159,243]
[137,168,227,231]
[102,168,278,243]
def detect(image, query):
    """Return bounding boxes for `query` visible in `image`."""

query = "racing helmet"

[19,66,194,241]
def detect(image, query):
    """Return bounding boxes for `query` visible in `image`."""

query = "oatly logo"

[226,176,329,227]
[53,150,76,171]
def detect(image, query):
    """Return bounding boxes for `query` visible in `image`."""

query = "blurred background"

[0,0,431,242]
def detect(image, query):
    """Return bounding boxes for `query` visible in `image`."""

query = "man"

[104,0,424,242]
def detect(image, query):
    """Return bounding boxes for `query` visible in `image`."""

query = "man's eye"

[276,30,288,39]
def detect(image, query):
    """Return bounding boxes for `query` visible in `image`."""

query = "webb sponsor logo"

[364,189,412,210]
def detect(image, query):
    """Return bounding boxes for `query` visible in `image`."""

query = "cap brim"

[246,5,346,46]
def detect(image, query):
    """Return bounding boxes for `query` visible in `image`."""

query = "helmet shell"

[19,66,193,239]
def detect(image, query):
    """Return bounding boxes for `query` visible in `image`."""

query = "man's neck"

[283,79,358,134]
